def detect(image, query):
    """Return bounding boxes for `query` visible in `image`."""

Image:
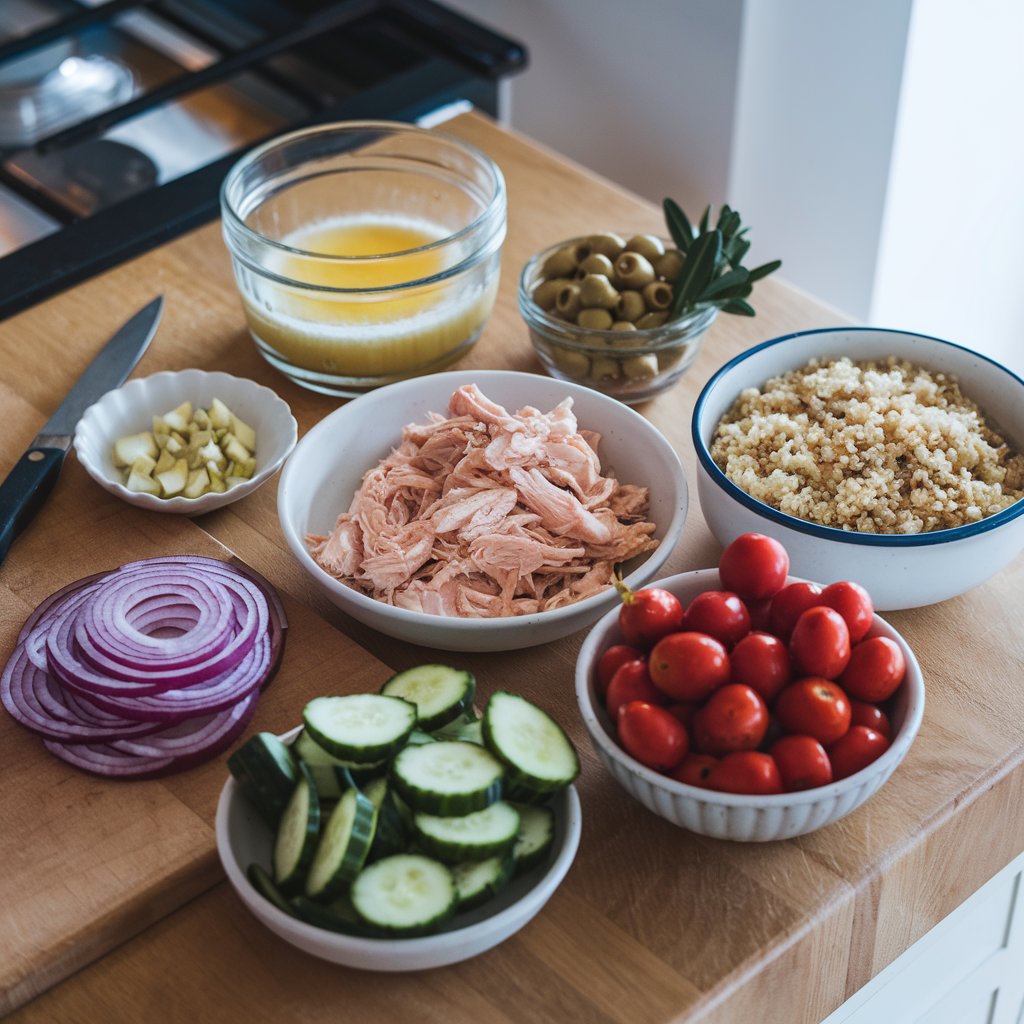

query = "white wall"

[870,0,1024,376]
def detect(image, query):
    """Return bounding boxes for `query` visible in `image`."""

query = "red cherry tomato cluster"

[604,534,904,795]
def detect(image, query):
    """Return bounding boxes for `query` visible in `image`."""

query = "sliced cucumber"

[273,763,320,892]
[351,854,456,936]
[293,728,386,797]
[305,786,378,901]
[304,694,417,764]
[405,729,437,746]
[511,802,556,875]
[228,732,298,826]
[363,778,409,863]
[290,895,374,937]
[483,691,579,796]
[247,862,295,916]
[380,665,475,732]
[434,714,484,746]
[413,801,520,864]
[451,852,514,911]
[391,740,504,816]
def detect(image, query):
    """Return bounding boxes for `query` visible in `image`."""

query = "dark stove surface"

[0,0,525,320]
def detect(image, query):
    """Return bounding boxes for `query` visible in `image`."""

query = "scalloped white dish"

[74,370,297,515]
[215,741,583,971]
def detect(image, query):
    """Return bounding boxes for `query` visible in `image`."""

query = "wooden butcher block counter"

[2,113,1023,1024]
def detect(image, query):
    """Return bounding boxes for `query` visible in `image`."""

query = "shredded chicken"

[307,384,658,617]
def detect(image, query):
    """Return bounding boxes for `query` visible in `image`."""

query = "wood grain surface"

[1,113,1023,1024]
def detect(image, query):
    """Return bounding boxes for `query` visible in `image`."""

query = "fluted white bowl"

[74,369,297,514]
[693,327,1024,610]
[278,369,687,652]
[215,735,582,971]
[575,568,925,842]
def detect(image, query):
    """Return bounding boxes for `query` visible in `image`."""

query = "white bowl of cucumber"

[74,369,297,514]
[216,666,583,971]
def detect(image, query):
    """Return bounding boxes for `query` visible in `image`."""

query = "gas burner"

[0,49,134,148]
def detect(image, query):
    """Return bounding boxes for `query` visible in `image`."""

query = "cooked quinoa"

[710,356,1024,534]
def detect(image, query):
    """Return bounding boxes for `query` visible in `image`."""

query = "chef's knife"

[0,296,163,565]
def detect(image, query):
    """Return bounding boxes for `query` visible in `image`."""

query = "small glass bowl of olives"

[518,232,717,404]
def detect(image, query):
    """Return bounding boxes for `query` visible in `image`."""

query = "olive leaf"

[662,198,780,320]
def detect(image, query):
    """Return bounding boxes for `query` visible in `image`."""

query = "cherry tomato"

[691,684,769,755]
[730,631,791,703]
[648,631,730,702]
[605,660,665,719]
[718,533,790,602]
[705,751,783,795]
[769,581,823,640]
[668,752,718,787]
[597,643,645,697]
[617,585,684,649]
[682,591,752,647]
[770,734,833,791]
[828,725,889,780]
[617,701,689,771]
[789,606,851,679]
[820,581,874,644]
[840,636,906,702]
[774,677,852,745]
[849,700,892,739]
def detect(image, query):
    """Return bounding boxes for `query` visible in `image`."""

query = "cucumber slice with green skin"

[511,802,556,876]
[304,694,417,764]
[305,786,378,901]
[405,729,437,746]
[228,732,298,826]
[351,853,456,936]
[247,863,295,916]
[362,778,410,863]
[483,691,579,796]
[294,728,388,795]
[413,801,520,864]
[451,852,515,911]
[290,895,376,937]
[380,665,475,732]
[391,740,504,816]
[273,763,320,892]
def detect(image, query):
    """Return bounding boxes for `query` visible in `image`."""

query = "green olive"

[549,346,590,378]
[571,239,594,264]
[555,283,582,321]
[622,353,659,380]
[533,277,570,311]
[541,245,577,279]
[642,281,674,311]
[654,248,684,281]
[636,311,668,330]
[578,273,620,310]
[590,355,622,380]
[578,253,615,278]
[613,252,656,290]
[584,232,626,259]
[616,290,646,322]
[577,307,614,330]
[611,320,637,331]
[625,235,665,261]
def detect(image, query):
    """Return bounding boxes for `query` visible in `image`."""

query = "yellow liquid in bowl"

[240,215,498,379]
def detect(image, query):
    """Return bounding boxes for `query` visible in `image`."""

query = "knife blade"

[0,296,163,565]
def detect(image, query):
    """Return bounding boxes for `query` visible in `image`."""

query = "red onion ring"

[1,556,286,778]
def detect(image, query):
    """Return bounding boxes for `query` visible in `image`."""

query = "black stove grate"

[0,0,525,321]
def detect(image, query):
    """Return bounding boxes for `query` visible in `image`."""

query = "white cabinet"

[823,850,1024,1024]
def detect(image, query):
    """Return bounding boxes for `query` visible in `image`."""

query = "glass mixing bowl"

[221,121,506,397]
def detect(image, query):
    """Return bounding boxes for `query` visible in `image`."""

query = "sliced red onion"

[2,556,287,779]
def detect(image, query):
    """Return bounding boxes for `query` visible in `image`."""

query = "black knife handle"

[0,447,67,565]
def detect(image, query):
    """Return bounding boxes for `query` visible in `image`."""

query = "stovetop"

[0,0,525,320]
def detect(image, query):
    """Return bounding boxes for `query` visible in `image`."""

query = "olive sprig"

[663,199,781,319]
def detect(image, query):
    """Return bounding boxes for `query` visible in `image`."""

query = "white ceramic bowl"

[74,369,297,514]
[278,369,688,652]
[215,764,582,971]
[693,327,1024,610]
[575,568,925,842]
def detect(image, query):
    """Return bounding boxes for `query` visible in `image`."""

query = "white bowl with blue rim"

[692,327,1024,610]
